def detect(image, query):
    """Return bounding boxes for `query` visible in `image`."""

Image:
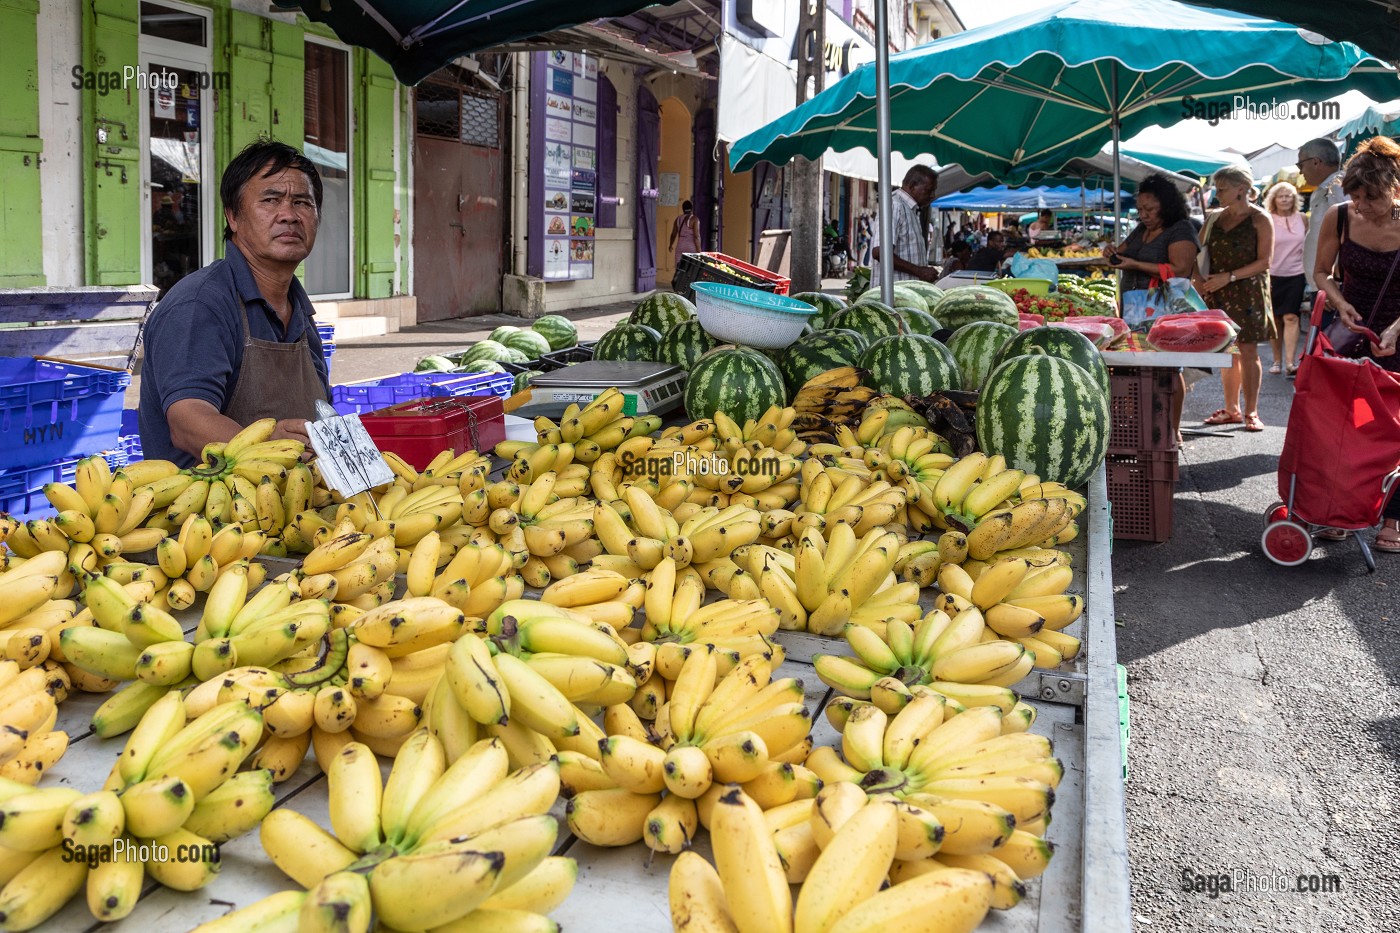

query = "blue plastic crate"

[330,371,513,416]
[0,458,77,521]
[100,447,129,471]
[0,358,130,471]
[119,434,143,463]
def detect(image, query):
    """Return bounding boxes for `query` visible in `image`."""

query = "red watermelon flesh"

[1147,313,1238,352]
[1019,313,1045,330]
[1069,315,1130,344]
[1051,318,1115,348]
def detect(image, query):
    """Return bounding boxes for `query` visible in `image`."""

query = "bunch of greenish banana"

[244,732,572,932]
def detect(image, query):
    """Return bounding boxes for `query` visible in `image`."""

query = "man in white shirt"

[1298,137,1346,300]
[871,165,940,286]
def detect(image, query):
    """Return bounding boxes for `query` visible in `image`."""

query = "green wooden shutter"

[269,20,304,146]
[0,0,43,286]
[226,10,274,158]
[84,0,140,286]
[356,50,397,299]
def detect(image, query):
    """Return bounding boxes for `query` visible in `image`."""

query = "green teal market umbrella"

[1333,105,1400,157]
[1176,1,1400,65]
[271,0,661,85]
[1117,142,1247,177]
[728,0,1396,188]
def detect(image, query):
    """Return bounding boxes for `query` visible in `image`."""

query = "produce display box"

[330,371,513,416]
[0,357,130,471]
[541,341,597,369]
[1107,366,1180,454]
[1105,449,1179,542]
[672,251,791,302]
[0,457,79,520]
[360,395,506,469]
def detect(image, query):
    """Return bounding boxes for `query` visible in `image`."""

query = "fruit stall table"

[42,460,1128,933]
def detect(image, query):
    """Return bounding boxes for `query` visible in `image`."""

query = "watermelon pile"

[933,286,1020,331]
[416,313,582,375]
[684,346,787,425]
[947,321,1018,390]
[595,322,663,362]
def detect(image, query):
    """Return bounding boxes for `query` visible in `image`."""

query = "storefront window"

[140,2,207,46]
[304,41,351,297]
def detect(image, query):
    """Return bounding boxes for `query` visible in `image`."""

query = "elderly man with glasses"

[1298,138,1347,304]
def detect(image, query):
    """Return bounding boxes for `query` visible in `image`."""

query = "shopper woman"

[1264,182,1309,376]
[669,200,702,269]
[1027,209,1058,240]
[1312,135,1400,552]
[1197,166,1275,432]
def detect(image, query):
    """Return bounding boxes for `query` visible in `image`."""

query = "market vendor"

[138,140,331,468]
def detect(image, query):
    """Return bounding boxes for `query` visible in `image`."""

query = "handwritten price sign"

[306,414,394,498]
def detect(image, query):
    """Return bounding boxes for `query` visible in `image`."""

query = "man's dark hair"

[903,164,938,188]
[988,230,1005,241]
[952,241,972,256]
[682,200,694,213]
[1135,173,1190,226]
[221,140,323,240]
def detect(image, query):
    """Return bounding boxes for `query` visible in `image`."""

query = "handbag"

[1197,210,1220,278]
[1121,263,1211,330]
[1321,205,1400,358]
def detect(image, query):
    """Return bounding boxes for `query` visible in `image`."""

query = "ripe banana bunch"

[592,488,762,577]
[482,598,637,709]
[19,456,166,573]
[793,460,908,539]
[639,559,783,671]
[156,514,269,609]
[0,659,69,784]
[257,732,570,932]
[777,526,915,638]
[892,531,967,588]
[502,440,578,486]
[539,566,644,630]
[358,481,466,549]
[513,387,661,457]
[294,527,399,610]
[878,426,957,508]
[0,551,74,656]
[708,405,808,458]
[958,480,1085,562]
[380,447,494,496]
[934,560,1083,669]
[484,472,597,588]
[792,367,879,426]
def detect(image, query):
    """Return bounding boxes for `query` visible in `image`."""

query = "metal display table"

[39,468,1129,933]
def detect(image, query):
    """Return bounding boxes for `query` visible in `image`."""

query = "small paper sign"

[307,415,395,498]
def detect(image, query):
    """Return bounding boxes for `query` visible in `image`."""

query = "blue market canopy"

[933,186,1132,211]
[728,0,1397,186]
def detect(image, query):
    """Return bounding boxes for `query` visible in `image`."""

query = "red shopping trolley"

[1262,294,1400,571]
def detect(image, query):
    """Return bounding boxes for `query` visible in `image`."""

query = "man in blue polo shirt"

[139,140,332,467]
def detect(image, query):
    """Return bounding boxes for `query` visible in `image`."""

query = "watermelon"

[531,314,578,350]
[513,370,543,392]
[899,308,944,337]
[684,346,787,424]
[414,355,455,373]
[791,292,847,330]
[993,326,1110,399]
[457,360,507,374]
[779,330,869,393]
[901,281,946,307]
[859,334,960,397]
[976,352,1109,490]
[828,304,905,344]
[487,325,521,343]
[858,285,930,314]
[631,293,696,334]
[660,318,721,369]
[933,285,1020,330]
[455,340,515,365]
[1147,313,1238,353]
[947,321,1018,390]
[595,322,663,361]
[500,329,552,359]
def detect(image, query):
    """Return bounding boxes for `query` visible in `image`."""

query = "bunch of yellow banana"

[0,659,70,785]
[248,731,571,933]
[154,514,269,610]
[891,530,969,588]
[591,489,762,578]
[292,525,400,611]
[703,405,808,458]
[793,460,909,539]
[482,472,597,588]
[757,526,910,638]
[0,550,76,664]
[352,481,466,550]
[500,440,578,486]
[934,560,1083,669]
[637,558,783,673]
[956,479,1084,561]
[857,401,943,445]
[510,387,662,456]
[538,566,644,630]
[399,538,525,620]
[380,447,494,496]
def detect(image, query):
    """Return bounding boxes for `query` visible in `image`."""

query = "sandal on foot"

[1269,363,1281,374]
[1203,409,1243,425]
[1286,365,1298,378]
[1316,527,1349,541]
[1376,525,1400,553]
[1244,413,1265,432]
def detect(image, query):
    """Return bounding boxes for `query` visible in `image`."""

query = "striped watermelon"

[779,330,869,394]
[992,326,1110,398]
[684,347,787,424]
[457,360,508,374]
[899,308,944,337]
[531,314,578,350]
[660,318,720,369]
[792,292,847,330]
[948,321,1018,390]
[859,334,960,397]
[901,281,946,307]
[976,353,1109,490]
[828,304,905,343]
[487,325,521,343]
[933,285,1019,330]
[631,293,696,334]
[500,329,552,359]
[859,285,930,314]
[594,323,662,361]
[513,370,543,393]
[456,340,517,365]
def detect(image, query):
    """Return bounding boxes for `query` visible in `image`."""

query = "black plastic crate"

[671,253,786,302]
[541,341,596,369]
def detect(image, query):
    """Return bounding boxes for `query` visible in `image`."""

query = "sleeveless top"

[1206,210,1276,344]
[1338,206,1400,370]
[1270,213,1306,276]
[674,213,701,255]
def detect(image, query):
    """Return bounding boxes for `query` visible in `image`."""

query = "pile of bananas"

[592,489,763,578]
[0,660,70,785]
[506,386,664,465]
[155,420,309,532]
[0,550,75,670]
[204,732,574,932]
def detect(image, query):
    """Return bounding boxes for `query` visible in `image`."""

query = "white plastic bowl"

[691,282,816,349]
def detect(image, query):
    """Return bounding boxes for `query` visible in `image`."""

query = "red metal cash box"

[358,395,504,470]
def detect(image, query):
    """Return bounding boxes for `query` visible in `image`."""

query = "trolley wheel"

[1261,520,1312,566]
[1262,500,1289,527]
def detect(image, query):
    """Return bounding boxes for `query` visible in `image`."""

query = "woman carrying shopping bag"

[1196,166,1275,431]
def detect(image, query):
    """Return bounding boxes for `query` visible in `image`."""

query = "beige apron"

[223,304,329,426]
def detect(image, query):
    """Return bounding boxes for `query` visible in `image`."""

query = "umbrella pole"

[1111,72,1122,238]
[875,0,895,304]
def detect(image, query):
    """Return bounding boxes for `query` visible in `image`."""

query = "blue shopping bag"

[1121,263,1209,331]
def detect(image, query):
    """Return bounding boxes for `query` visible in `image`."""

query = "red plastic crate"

[1106,450,1179,542]
[673,251,791,301]
[359,395,504,470]
[1108,366,1180,455]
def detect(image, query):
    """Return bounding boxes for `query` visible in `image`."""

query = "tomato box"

[359,395,504,470]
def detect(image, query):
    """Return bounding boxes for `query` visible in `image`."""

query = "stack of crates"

[0,358,131,521]
[317,323,337,375]
[1104,367,1181,542]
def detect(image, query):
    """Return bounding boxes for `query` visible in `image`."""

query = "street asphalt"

[322,307,1400,931]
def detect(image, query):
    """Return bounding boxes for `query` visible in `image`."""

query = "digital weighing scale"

[511,361,687,419]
